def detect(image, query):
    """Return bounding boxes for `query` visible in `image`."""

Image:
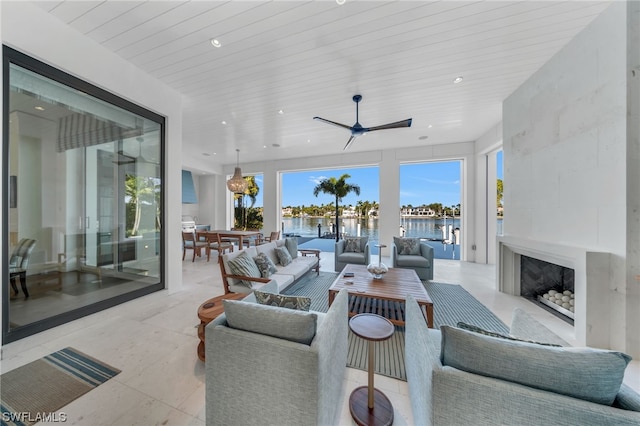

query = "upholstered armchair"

[392,237,434,280]
[334,236,370,272]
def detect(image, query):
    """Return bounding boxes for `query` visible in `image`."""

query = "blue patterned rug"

[284,272,508,380]
[1,347,120,425]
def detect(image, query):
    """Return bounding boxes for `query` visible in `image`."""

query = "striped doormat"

[283,272,508,381]
[1,347,120,425]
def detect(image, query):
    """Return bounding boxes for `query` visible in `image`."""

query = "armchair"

[392,237,434,280]
[334,236,370,272]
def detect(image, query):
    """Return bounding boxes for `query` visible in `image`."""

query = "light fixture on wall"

[226,149,248,193]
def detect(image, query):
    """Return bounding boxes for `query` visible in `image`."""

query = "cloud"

[309,175,329,185]
[412,177,460,185]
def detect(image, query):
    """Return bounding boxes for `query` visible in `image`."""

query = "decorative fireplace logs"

[542,289,575,313]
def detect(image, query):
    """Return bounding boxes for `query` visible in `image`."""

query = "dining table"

[208,230,263,249]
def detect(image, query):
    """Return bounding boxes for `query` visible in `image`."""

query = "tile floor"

[1,254,638,425]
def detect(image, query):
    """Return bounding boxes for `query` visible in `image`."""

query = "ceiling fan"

[313,94,412,150]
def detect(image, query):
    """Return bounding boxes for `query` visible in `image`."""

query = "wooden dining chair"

[205,232,234,261]
[182,231,207,262]
[256,231,280,245]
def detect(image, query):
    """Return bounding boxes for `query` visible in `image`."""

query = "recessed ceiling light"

[263,145,267,148]
[419,136,429,140]
[210,39,221,48]
[35,106,45,111]
[221,120,227,125]
[453,76,463,84]
[336,0,346,4]
[307,139,311,143]
[428,124,433,128]
[278,110,284,115]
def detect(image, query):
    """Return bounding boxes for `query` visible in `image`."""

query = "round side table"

[348,313,395,426]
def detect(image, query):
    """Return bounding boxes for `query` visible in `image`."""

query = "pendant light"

[226,149,248,193]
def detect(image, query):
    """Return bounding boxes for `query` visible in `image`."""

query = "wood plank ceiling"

[32,0,612,171]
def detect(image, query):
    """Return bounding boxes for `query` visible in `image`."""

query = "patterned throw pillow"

[275,246,292,266]
[227,251,261,288]
[254,290,311,311]
[344,237,362,253]
[395,237,421,255]
[253,252,278,278]
[456,322,562,347]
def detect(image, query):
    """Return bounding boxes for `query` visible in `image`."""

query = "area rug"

[283,272,508,381]
[0,347,121,425]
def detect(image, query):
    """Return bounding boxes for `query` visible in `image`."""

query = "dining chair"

[182,231,207,262]
[9,238,37,298]
[256,231,280,245]
[205,232,234,261]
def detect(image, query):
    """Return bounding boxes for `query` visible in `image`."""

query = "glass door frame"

[2,46,166,344]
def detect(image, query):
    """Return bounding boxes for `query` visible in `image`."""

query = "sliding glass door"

[2,47,164,343]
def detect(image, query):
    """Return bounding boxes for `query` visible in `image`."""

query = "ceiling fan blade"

[343,135,357,150]
[366,118,413,132]
[313,116,353,130]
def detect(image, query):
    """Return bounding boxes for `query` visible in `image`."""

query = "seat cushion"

[223,299,317,345]
[337,252,366,265]
[396,254,430,268]
[440,325,631,406]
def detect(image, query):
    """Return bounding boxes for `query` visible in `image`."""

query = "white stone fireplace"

[497,236,612,349]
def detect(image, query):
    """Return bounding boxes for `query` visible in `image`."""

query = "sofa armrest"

[312,289,348,425]
[335,240,345,255]
[391,243,399,267]
[363,242,371,265]
[433,367,640,425]
[224,274,271,284]
[405,294,442,426]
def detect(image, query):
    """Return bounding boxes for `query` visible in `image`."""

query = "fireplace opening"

[520,255,575,325]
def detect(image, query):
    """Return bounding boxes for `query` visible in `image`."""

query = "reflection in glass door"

[3,47,164,343]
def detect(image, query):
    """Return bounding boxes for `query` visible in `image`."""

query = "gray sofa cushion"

[254,290,311,311]
[440,325,631,406]
[396,254,430,268]
[223,299,317,345]
[275,246,292,266]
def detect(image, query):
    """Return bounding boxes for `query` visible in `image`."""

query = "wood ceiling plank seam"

[174,35,573,104]
[122,1,299,64]
[31,1,64,13]
[106,1,225,52]
[85,1,188,44]
[66,1,142,35]
[44,0,101,23]
[154,4,600,91]
[136,1,398,76]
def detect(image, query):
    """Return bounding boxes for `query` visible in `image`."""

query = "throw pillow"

[223,299,317,345]
[253,252,278,278]
[394,237,421,255]
[440,325,631,406]
[227,251,261,288]
[254,290,311,311]
[344,237,362,253]
[285,237,298,259]
[275,246,292,266]
[456,322,562,347]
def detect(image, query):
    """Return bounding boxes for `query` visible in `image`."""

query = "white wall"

[503,2,637,355]
[1,3,184,298]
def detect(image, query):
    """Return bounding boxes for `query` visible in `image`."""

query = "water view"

[282,217,463,260]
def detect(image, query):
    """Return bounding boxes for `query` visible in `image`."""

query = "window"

[3,47,164,343]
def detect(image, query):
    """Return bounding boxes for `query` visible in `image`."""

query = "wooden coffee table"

[197,292,247,361]
[328,264,434,328]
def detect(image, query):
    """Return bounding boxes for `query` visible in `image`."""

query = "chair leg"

[10,276,19,296]
[192,248,196,262]
[20,272,29,298]
[183,247,186,261]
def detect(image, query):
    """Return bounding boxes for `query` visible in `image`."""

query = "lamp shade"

[227,167,248,193]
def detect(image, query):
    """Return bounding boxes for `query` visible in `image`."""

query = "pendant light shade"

[226,149,248,193]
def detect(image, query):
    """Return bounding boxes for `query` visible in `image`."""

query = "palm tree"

[313,174,360,242]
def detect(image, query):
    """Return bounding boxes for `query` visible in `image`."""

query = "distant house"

[282,207,293,217]
[342,206,358,218]
[401,206,436,217]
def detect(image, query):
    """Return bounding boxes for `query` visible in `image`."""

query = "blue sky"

[249,153,503,208]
